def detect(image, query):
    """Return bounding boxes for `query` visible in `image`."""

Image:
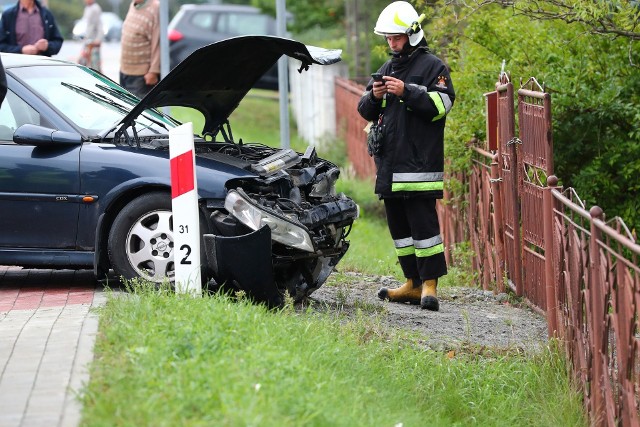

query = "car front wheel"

[108,192,175,283]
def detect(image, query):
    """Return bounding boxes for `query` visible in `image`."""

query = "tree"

[465,0,640,39]
[431,0,640,230]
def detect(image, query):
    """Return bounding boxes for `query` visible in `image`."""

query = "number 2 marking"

[180,244,192,264]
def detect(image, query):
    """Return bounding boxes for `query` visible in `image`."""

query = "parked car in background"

[72,11,123,42]
[0,36,357,306]
[168,4,288,90]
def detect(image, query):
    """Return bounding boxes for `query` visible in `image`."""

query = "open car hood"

[120,36,341,134]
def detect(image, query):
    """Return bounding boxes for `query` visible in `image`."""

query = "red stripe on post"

[170,151,195,199]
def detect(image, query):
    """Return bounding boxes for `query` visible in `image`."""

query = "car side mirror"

[13,124,82,147]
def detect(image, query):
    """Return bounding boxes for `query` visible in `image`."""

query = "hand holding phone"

[370,73,387,100]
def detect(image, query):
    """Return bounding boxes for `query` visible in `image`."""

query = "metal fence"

[335,77,375,178]
[335,74,640,426]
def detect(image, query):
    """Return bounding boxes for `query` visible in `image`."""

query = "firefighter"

[357,1,455,311]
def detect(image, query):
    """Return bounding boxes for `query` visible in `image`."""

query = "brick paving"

[0,267,113,427]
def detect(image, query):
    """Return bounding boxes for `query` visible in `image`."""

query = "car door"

[0,89,81,249]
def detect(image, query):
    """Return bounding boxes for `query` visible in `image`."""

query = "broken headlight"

[224,189,315,253]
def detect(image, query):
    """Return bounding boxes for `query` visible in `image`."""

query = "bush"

[428,1,640,231]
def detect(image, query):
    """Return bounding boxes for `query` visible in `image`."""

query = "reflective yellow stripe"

[428,92,446,121]
[392,181,444,192]
[394,172,444,182]
[416,243,444,258]
[393,12,409,27]
[396,246,415,257]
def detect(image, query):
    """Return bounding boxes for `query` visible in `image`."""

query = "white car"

[72,11,122,42]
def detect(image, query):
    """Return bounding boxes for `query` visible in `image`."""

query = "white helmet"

[374,1,425,46]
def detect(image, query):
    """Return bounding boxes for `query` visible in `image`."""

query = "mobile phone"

[371,73,384,82]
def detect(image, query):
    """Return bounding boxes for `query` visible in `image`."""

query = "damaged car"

[0,36,358,305]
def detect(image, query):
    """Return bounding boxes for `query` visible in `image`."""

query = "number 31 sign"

[169,122,201,295]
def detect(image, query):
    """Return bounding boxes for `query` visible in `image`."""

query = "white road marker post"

[169,122,201,296]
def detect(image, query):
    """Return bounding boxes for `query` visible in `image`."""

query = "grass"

[82,283,586,427]
[79,92,587,426]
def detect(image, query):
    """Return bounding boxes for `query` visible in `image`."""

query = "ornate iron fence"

[335,73,640,426]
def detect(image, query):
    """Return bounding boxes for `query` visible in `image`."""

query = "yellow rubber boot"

[378,278,421,304]
[420,279,439,311]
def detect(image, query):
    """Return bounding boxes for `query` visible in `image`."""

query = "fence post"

[589,205,606,426]
[543,175,559,337]
[490,153,505,292]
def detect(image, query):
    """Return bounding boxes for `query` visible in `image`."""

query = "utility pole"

[159,1,169,115]
[276,0,290,149]
[159,0,169,79]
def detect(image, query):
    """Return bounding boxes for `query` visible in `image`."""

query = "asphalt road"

[54,39,120,82]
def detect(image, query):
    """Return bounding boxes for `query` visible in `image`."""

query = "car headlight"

[225,189,316,253]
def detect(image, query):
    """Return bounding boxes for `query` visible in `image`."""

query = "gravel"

[308,272,549,353]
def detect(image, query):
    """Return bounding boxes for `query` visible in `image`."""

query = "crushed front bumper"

[203,225,282,307]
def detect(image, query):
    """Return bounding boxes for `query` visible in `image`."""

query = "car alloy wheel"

[108,192,175,283]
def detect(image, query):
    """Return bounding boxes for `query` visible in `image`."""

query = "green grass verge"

[82,284,586,426]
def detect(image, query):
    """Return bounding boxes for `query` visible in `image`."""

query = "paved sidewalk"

[0,267,110,427]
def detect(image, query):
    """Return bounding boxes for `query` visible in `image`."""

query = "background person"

[119,0,160,98]
[357,1,455,311]
[0,0,63,56]
[78,0,102,71]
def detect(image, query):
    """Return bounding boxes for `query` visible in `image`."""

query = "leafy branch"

[449,0,640,40]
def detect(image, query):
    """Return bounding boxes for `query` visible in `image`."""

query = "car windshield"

[10,64,176,136]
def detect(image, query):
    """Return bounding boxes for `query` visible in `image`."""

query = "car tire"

[108,192,176,284]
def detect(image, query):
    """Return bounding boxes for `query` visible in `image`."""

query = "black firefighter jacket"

[357,47,455,199]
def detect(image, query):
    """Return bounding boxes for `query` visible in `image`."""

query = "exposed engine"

[131,129,359,305]
[197,138,359,304]
[196,141,358,247]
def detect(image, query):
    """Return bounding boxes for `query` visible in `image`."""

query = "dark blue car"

[0,36,358,305]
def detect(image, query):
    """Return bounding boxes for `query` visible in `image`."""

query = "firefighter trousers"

[383,197,447,281]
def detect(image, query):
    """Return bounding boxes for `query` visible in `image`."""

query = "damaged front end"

[201,143,359,306]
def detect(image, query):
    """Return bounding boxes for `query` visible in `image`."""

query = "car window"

[0,90,40,142]
[218,13,270,35]
[19,67,125,132]
[10,64,174,136]
[190,11,215,31]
